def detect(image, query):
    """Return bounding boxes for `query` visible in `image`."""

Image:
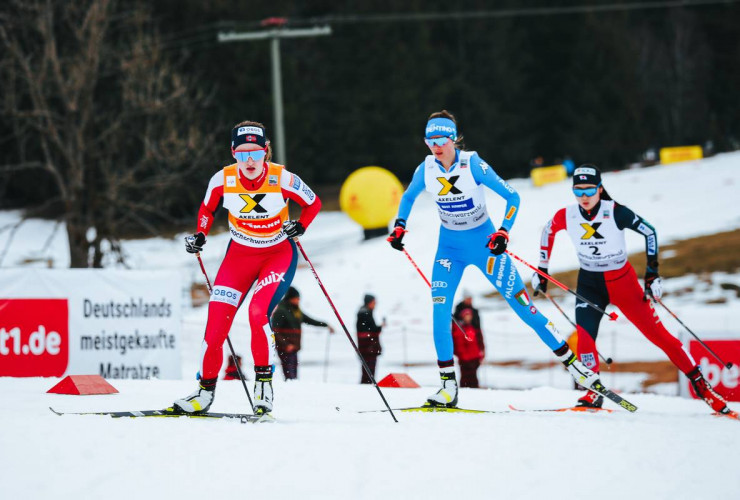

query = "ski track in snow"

[2,153,740,499]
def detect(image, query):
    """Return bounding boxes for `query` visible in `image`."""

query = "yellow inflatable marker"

[340,166,404,237]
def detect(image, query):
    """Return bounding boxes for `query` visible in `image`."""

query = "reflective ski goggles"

[572,184,600,197]
[235,149,267,162]
[424,137,452,147]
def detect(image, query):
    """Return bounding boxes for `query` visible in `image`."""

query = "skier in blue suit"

[388,110,601,407]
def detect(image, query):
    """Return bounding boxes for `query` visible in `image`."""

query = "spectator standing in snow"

[453,291,481,330]
[357,294,385,384]
[452,308,485,388]
[272,286,334,380]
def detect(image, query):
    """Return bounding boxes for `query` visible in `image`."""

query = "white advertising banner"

[0,269,181,379]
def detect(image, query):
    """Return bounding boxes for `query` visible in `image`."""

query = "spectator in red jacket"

[452,308,485,388]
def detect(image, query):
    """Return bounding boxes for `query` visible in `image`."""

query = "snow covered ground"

[2,152,740,499]
[4,378,740,500]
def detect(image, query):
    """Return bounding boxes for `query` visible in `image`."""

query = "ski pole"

[401,248,471,340]
[542,291,613,365]
[505,250,619,321]
[655,298,733,368]
[295,240,398,423]
[193,251,255,410]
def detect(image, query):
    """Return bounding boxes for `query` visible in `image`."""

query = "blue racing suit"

[396,150,566,363]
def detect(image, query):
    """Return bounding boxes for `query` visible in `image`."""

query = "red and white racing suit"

[539,200,695,374]
[196,162,321,379]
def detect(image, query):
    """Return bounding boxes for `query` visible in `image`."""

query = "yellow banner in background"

[530,164,567,187]
[660,146,703,164]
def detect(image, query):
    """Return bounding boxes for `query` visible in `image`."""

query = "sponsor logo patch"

[211,286,242,307]
[497,177,514,194]
[291,174,302,190]
[545,321,558,336]
[486,256,495,275]
[580,222,604,240]
[436,259,452,272]
[426,123,455,135]
[253,271,286,295]
[239,193,267,214]
[301,183,315,202]
[437,176,462,196]
[581,352,596,369]
[237,126,264,136]
[226,176,237,187]
[574,167,596,177]
[504,206,517,221]
[268,175,278,186]
[432,296,446,304]
[530,305,537,314]
[437,198,474,212]
[515,289,531,306]
[431,281,448,289]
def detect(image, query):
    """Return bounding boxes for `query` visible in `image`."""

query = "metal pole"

[270,36,287,165]
[218,25,331,166]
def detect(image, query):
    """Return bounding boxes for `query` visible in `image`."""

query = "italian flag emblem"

[515,289,530,306]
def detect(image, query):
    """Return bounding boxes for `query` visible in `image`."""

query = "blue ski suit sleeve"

[396,162,426,223]
[470,154,520,232]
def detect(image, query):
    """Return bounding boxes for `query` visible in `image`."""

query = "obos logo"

[237,126,264,136]
[211,286,242,307]
[0,298,69,377]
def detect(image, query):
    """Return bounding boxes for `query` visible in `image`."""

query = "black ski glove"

[387,219,407,251]
[644,268,662,300]
[487,229,509,255]
[185,232,206,254]
[283,220,305,239]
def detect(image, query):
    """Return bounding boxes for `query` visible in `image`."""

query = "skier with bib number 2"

[173,120,321,417]
[533,164,732,415]
[388,110,606,408]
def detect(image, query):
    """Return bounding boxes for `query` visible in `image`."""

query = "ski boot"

[172,379,216,413]
[557,348,600,390]
[576,390,604,408]
[425,367,458,408]
[253,366,274,417]
[688,367,731,414]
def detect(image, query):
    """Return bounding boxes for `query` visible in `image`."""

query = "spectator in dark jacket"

[357,294,385,384]
[452,308,485,388]
[271,287,333,380]
[453,291,481,330]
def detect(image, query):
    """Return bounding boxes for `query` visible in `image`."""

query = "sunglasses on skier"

[235,149,267,162]
[572,184,600,197]
[424,137,452,147]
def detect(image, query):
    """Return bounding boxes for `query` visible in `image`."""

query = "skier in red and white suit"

[174,120,321,416]
[533,164,731,414]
